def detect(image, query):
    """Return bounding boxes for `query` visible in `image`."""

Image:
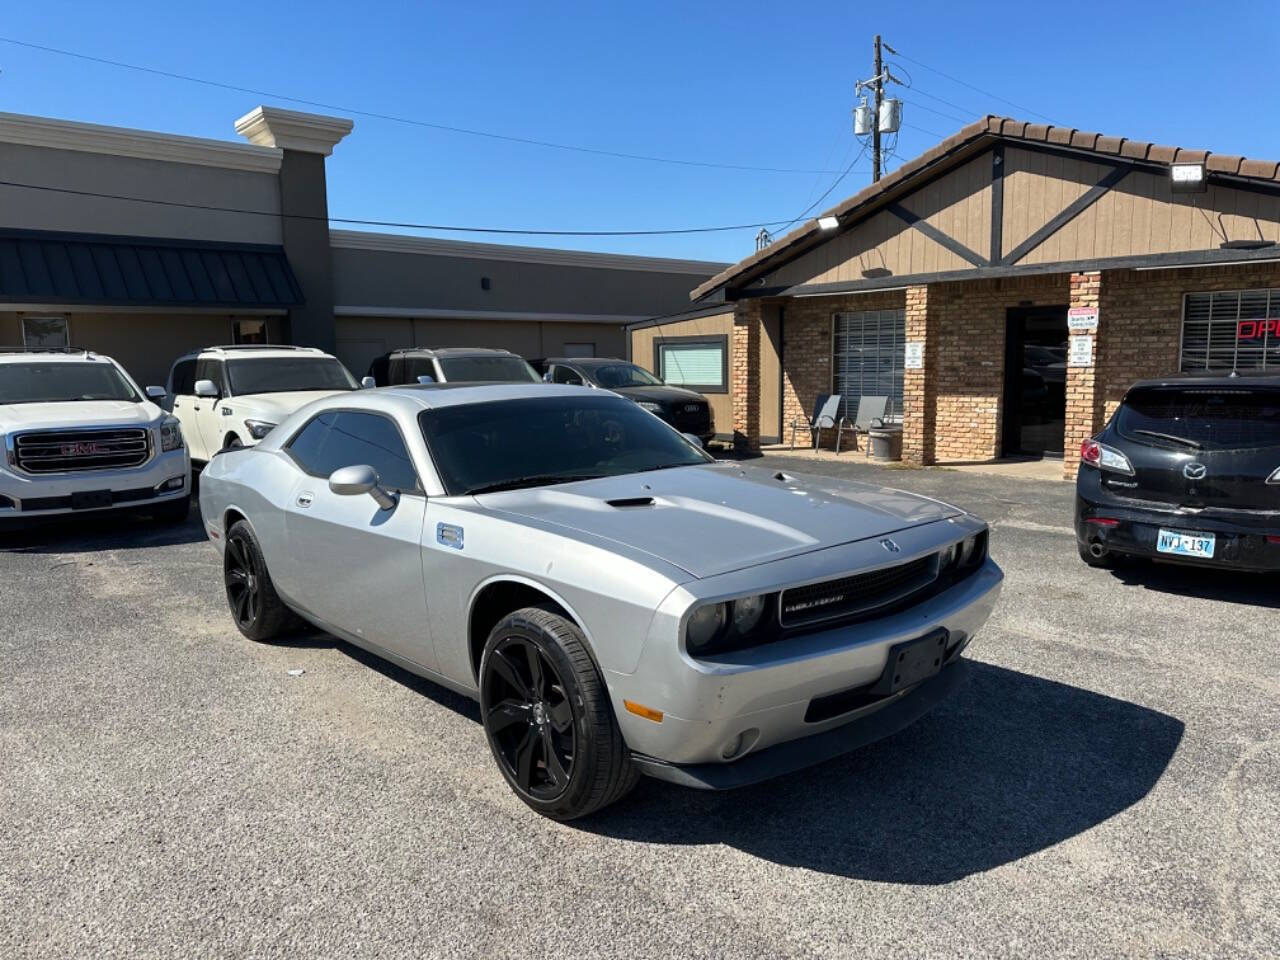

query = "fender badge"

[436,523,464,550]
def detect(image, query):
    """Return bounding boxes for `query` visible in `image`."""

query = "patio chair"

[790,394,848,451]
[848,395,889,455]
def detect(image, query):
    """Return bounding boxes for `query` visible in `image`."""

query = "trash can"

[868,424,903,462]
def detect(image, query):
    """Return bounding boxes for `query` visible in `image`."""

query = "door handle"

[296,492,314,508]
[193,405,201,411]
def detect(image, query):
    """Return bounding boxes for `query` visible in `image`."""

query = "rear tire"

[479,606,637,820]
[1078,541,1117,568]
[223,520,295,641]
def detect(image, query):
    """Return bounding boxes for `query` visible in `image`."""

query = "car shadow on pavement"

[0,510,205,553]
[1107,561,1279,608]
[581,661,1184,885]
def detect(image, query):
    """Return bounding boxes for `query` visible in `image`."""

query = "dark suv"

[1075,374,1280,571]
[531,358,715,445]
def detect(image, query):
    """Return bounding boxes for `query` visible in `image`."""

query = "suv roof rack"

[0,345,92,355]
[201,344,321,352]
[388,346,516,356]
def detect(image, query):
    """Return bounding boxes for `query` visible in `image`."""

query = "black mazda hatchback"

[1075,374,1280,571]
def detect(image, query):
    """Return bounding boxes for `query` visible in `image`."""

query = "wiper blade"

[465,473,604,495]
[1131,429,1202,449]
[636,462,696,472]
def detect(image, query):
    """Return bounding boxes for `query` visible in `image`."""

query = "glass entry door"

[1003,308,1068,457]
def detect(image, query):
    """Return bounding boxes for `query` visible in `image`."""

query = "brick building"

[686,117,1280,477]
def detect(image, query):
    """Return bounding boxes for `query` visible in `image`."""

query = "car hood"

[480,463,961,578]
[606,384,706,404]
[227,391,351,421]
[0,399,161,433]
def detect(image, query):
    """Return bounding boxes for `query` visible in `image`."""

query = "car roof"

[541,357,627,367]
[178,344,334,361]
[1126,370,1280,391]
[0,347,118,365]
[388,347,520,359]
[376,382,601,409]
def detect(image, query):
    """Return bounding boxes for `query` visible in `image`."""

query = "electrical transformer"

[878,98,902,134]
[854,102,873,136]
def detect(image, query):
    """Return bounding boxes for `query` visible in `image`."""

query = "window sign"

[904,341,924,369]
[1067,307,1098,332]
[1182,290,1278,372]
[1068,335,1094,367]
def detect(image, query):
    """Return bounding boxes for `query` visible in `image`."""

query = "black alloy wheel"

[224,533,260,630]
[222,520,295,641]
[483,636,576,799]
[479,607,637,819]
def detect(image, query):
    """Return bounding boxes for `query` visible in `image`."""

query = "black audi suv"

[531,358,716,445]
[1075,374,1280,571]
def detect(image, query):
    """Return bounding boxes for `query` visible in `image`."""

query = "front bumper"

[607,546,1002,779]
[1075,495,1280,572]
[0,448,190,519]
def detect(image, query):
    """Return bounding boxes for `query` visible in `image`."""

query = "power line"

[0,177,792,236]
[897,97,971,127]
[774,140,871,236]
[888,50,1054,122]
[0,35,848,176]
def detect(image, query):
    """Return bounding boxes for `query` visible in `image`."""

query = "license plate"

[1157,529,1215,559]
[71,490,113,510]
[871,629,949,696]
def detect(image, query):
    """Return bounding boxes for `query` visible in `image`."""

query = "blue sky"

[3,1,1278,263]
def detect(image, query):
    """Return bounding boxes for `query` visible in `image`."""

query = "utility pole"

[872,34,883,183]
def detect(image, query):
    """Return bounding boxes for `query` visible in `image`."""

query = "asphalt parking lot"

[2,457,1277,960]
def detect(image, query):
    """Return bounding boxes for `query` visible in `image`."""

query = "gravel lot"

[2,458,1277,960]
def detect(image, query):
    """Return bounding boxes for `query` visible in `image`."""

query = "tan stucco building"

[0,107,724,386]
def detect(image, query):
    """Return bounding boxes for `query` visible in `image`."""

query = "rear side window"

[1116,387,1280,451]
[195,358,226,394]
[170,359,197,396]
[287,411,420,491]
[551,364,583,385]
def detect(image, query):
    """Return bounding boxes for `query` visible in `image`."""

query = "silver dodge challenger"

[198,383,1002,819]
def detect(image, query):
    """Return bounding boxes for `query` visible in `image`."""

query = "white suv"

[0,348,190,524]
[165,345,360,463]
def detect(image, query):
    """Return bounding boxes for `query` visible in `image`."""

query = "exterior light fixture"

[1170,162,1207,194]
[818,215,840,230]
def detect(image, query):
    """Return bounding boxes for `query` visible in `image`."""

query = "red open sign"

[1238,318,1280,340]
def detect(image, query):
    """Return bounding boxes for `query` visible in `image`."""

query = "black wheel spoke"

[486,699,530,734]
[526,644,546,698]
[489,649,531,700]
[513,727,538,790]
[548,697,572,734]
[233,589,251,624]
[541,727,569,788]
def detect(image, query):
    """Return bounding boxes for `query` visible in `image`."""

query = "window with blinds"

[1181,289,1280,373]
[656,337,727,391]
[833,309,906,420]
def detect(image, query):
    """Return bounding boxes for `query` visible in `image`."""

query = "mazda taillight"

[1080,439,1134,475]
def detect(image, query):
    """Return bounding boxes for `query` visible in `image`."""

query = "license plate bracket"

[871,629,949,696]
[71,490,113,510]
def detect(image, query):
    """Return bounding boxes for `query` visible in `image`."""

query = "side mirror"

[360,376,376,389]
[328,464,398,511]
[416,374,435,384]
[145,385,166,400]
[194,379,219,399]
[682,432,704,449]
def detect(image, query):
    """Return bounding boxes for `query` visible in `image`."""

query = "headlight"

[159,417,184,452]
[732,594,766,633]
[685,602,728,654]
[637,400,664,414]
[244,419,278,441]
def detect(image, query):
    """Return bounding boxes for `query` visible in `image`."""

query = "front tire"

[223,520,294,641]
[224,435,244,450]
[479,606,637,820]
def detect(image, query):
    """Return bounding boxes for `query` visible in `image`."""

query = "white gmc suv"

[0,348,190,524]
[165,345,360,463]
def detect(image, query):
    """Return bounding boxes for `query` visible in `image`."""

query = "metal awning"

[0,228,303,308]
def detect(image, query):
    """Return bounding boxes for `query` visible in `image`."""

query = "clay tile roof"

[690,117,1280,301]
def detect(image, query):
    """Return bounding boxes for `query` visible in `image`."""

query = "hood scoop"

[606,496,655,508]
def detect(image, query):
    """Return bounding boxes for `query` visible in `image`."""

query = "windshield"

[436,356,540,383]
[587,363,663,389]
[419,396,712,495]
[0,361,141,404]
[1116,386,1280,451]
[226,357,358,395]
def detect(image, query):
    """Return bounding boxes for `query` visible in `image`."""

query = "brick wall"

[779,289,905,447]
[731,300,761,448]
[901,285,935,464]
[928,273,1069,462]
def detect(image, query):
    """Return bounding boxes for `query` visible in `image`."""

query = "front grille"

[13,428,151,473]
[779,555,938,629]
[670,402,710,433]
